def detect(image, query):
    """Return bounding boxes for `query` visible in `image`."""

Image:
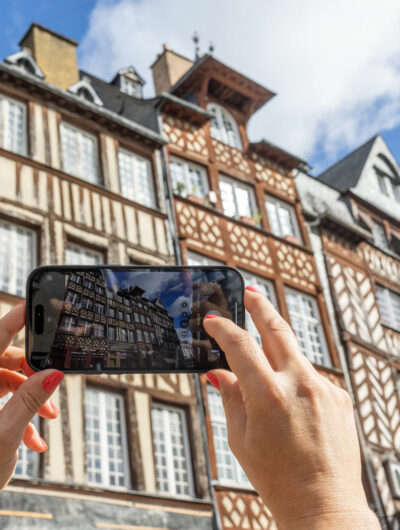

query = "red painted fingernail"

[39,437,48,451]
[206,372,219,390]
[42,371,64,393]
[50,401,59,415]
[204,314,218,319]
[246,285,259,293]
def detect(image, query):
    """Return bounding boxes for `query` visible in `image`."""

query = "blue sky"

[1,0,400,174]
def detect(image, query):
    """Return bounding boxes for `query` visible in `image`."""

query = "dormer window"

[68,78,103,107]
[120,76,142,97]
[375,153,400,203]
[4,50,44,79]
[207,103,242,149]
[112,67,145,98]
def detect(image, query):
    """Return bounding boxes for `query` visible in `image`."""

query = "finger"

[22,421,48,452]
[244,288,314,373]
[206,370,246,455]
[0,369,59,419]
[0,370,63,463]
[203,316,275,399]
[0,346,37,377]
[0,302,25,354]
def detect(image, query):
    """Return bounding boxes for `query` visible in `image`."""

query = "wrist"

[283,507,380,530]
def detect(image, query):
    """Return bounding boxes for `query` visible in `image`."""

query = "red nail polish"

[50,401,59,415]
[39,437,48,451]
[206,372,219,390]
[43,371,64,393]
[246,285,259,293]
[204,314,218,319]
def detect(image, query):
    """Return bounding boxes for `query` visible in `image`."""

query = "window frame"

[59,121,100,184]
[0,93,27,156]
[265,195,302,241]
[371,219,389,250]
[186,250,224,266]
[207,102,242,150]
[169,155,209,199]
[219,174,257,220]
[376,284,400,332]
[85,387,131,489]
[151,403,195,497]
[117,147,156,209]
[0,218,37,297]
[65,241,104,265]
[285,287,330,367]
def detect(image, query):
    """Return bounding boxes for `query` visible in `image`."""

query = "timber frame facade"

[297,134,400,529]
[153,49,346,529]
[0,24,214,530]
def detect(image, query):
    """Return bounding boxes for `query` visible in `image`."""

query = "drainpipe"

[309,215,387,528]
[155,107,222,530]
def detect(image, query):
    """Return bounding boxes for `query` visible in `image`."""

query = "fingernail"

[16,300,25,306]
[43,371,64,393]
[206,372,219,390]
[39,437,48,451]
[50,400,59,415]
[246,285,259,293]
[204,314,219,319]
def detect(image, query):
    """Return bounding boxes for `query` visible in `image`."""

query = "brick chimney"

[151,44,193,95]
[19,23,79,90]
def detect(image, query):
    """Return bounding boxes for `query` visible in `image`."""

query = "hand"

[0,302,64,490]
[204,287,379,529]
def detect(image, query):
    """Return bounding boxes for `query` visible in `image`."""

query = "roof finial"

[192,31,200,60]
[209,41,214,55]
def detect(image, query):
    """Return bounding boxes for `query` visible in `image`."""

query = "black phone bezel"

[25,264,245,374]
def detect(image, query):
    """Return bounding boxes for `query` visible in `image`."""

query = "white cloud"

[79,0,400,171]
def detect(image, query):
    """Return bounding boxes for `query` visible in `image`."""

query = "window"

[392,182,400,203]
[60,315,76,332]
[65,243,103,265]
[372,220,389,250]
[140,314,146,325]
[83,279,94,290]
[118,149,155,208]
[285,288,329,366]
[219,175,256,219]
[207,103,242,149]
[120,328,127,342]
[377,174,390,196]
[186,251,224,266]
[95,285,105,295]
[120,76,142,97]
[85,388,130,488]
[0,95,27,155]
[125,313,131,323]
[71,273,82,284]
[118,310,124,320]
[239,270,277,346]
[385,460,400,499]
[137,328,143,342]
[207,386,250,486]
[134,312,140,323]
[66,291,80,305]
[95,303,104,314]
[144,330,150,343]
[82,297,93,310]
[0,219,36,296]
[376,285,400,331]
[109,326,116,340]
[151,404,194,496]
[265,196,301,241]
[0,394,40,478]
[93,324,105,338]
[78,319,91,336]
[60,122,98,183]
[129,330,135,342]
[170,156,208,199]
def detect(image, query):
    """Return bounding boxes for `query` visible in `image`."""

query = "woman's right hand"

[204,287,379,529]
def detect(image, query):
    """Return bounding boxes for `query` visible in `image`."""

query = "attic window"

[120,76,141,97]
[4,50,44,79]
[207,102,242,150]
[68,79,103,107]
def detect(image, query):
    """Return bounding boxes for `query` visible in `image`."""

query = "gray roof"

[318,135,378,191]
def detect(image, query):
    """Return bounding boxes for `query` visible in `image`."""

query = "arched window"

[207,103,242,149]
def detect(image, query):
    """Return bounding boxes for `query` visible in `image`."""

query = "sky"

[1,0,400,174]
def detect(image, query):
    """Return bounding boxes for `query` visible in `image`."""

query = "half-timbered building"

[0,24,214,529]
[297,134,400,528]
[151,45,345,529]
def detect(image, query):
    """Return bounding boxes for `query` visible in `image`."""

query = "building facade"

[0,24,214,529]
[297,135,400,529]
[151,47,346,529]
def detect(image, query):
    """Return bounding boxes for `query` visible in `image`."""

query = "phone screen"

[26,266,244,373]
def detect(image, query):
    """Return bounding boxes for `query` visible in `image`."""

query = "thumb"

[0,370,64,462]
[206,369,246,455]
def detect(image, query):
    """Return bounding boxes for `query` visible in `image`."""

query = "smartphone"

[26,265,245,374]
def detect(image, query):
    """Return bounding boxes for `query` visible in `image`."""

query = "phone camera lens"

[35,305,44,335]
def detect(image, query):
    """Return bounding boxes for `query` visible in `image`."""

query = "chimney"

[19,23,79,90]
[151,44,193,95]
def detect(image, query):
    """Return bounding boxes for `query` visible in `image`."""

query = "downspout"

[309,214,388,528]
[155,107,222,530]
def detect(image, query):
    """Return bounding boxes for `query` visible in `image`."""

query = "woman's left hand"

[0,302,63,490]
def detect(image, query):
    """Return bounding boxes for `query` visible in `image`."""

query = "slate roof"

[317,135,378,191]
